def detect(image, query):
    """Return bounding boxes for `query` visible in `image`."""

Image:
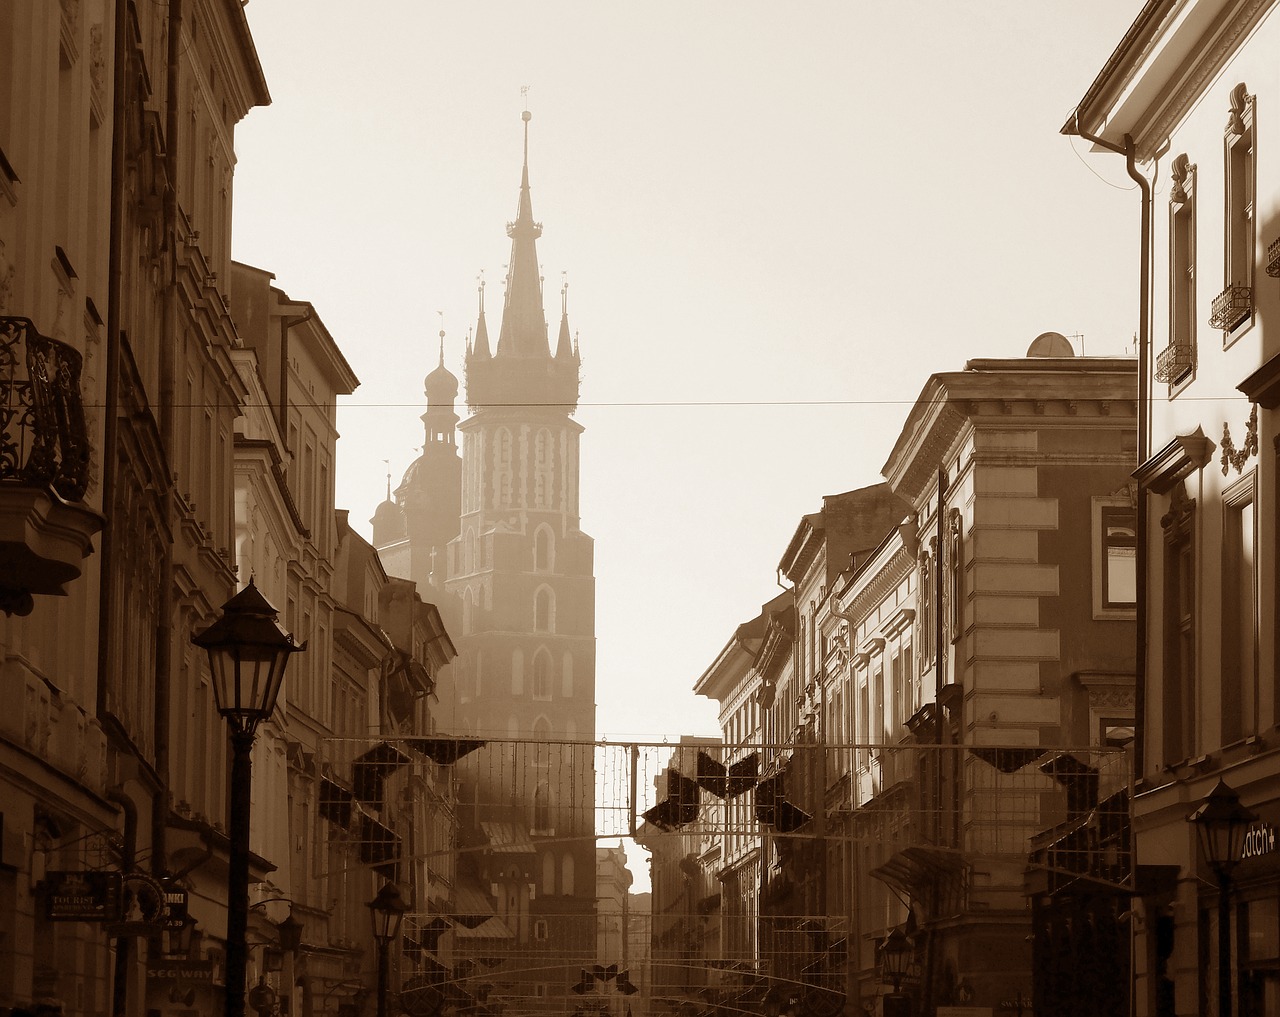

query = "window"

[532,650,552,701]
[919,551,934,664]
[1167,154,1196,385]
[495,428,514,507]
[1092,498,1137,618]
[534,525,554,572]
[890,650,903,733]
[534,586,554,633]
[1220,83,1255,336]
[561,652,574,698]
[534,428,553,508]
[1162,489,1196,763]
[511,649,524,696]
[533,921,549,942]
[1222,475,1257,744]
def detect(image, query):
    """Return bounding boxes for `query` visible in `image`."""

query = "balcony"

[1154,342,1194,384]
[1208,283,1252,332]
[0,316,102,615]
[1267,236,1280,278]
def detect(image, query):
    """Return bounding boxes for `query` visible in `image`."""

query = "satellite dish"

[1027,331,1075,357]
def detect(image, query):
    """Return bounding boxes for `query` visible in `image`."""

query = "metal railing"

[0,316,91,501]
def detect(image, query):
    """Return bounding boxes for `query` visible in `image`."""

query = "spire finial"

[521,87,531,168]
[437,311,446,365]
[478,271,486,314]
[382,459,391,501]
[561,272,568,317]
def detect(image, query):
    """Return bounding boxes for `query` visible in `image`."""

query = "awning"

[353,742,411,805]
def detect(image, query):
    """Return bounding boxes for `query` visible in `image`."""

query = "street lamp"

[369,882,410,1017]
[879,927,912,1017]
[1189,778,1257,1017]
[192,579,304,1017]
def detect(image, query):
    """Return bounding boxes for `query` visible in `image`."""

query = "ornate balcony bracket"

[1208,284,1252,332]
[1267,236,1280,278]
[0,316,101,615]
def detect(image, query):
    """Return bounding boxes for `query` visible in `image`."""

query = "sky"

[231,2,1147,744]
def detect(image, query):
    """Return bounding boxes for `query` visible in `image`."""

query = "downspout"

[1070,115,1152,782]
[151,0,184,881]
[1070,116,1152,1017]
[107,787,138,1017]
[97,0,130,723]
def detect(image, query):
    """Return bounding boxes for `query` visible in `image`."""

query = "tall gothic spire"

[556,278,574,360]
[495,110,549,359]
[472,275,491,359]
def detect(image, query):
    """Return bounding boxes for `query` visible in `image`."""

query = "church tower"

[373,329,462,590]
[440,111,597,1007]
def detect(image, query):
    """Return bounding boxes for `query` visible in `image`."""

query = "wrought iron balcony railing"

[1154,342,1194,384]
[1267,236,1280,278]
[1208,283,1252,332]
[0,316,91,501]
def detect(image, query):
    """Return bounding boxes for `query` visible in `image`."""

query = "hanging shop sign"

[44,870,122,921]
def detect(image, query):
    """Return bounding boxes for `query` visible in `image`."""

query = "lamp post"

[369,882,410,1017]
[192,579,304,1017]
[1189,778,1258,1017]
[879,927,912,1017]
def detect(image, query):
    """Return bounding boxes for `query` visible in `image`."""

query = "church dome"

[370,497,405,545]
[425,359,459,403]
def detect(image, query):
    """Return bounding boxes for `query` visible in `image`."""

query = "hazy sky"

[232,2,1145,742]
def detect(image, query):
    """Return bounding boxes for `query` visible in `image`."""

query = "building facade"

[1069,3,1280,1014]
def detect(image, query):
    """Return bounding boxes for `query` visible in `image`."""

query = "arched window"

[542,851,556,895]
[534,586,554,633]
[494,428,514,507]
[532,650,552,701]
[534,780,551,834]
[464,529,477,573]
[511,649,524,696]
[462,590,475,635]
[561,853,575,895]
[561,652,573,698]
[534,429,553,508]
[534,526,554,572]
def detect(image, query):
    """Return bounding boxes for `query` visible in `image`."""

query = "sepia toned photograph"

[0,2,1276,1016]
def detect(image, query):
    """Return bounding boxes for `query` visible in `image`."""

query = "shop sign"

[146,960,215,984]
[1240,820,1278,861]
[45,870,122,921]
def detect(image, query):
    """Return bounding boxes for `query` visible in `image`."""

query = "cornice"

[1133,426,1216,493]
[1134,0,1272,160]
[835,540,913,627]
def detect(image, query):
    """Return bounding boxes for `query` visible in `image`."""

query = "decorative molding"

[1221,403,1258,475]
[1237,352,1280,408]
[1133,427,1215,494]
[1169,154,1193,205]
[1135,0,1271,160]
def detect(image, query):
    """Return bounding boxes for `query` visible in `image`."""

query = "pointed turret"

[495,110,549,359]
[465,110,580,412]
[472,277,492,359]
[556,279,575,360]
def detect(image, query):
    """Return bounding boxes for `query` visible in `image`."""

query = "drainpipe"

[152,0,184,884]
[1069,117,1152,1017]
[107,787,138,1017]
[1069,115,1152,783]
[97,0,130,724]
